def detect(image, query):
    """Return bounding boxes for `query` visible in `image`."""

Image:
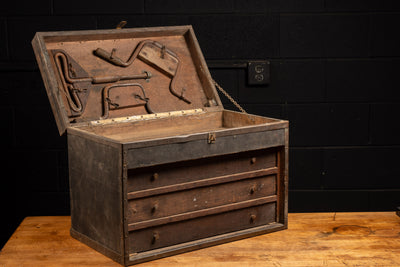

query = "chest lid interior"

[32,25,223,135]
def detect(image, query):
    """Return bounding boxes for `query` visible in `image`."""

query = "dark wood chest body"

[32,26,288,266]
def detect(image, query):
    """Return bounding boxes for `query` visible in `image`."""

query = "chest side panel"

[68,133,124,263]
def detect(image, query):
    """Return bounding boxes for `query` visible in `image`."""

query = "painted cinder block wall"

[1,0,399,248]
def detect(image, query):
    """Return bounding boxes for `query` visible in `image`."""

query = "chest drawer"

[127,148,277,193]
[128,202,276,254]
[127,173,277,226]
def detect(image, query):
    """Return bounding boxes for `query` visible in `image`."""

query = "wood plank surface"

[0,212,399,266]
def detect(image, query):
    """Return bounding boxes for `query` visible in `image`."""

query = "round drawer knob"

[151,203,159,213]
[250,157,257,164]
[151,173,159,181]
[152,231,160,244]
[250,186,256,194]
[250,214,257,223]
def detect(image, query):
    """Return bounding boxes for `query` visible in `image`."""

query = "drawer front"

[128,174,276,224]
[126,129,285,168]
[127,148,277,193]
[128,202,276,253]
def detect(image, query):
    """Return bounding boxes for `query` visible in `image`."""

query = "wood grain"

[32,26,220,135]
[1,212,399,266]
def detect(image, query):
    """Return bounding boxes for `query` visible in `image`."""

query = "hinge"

[90,108,205,126]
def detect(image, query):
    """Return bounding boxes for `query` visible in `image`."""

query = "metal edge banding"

[128,222,285,264]
[128,196,277,231]
[127,167,278,200]
[126,129,285,168]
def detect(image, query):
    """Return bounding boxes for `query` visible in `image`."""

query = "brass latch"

[208,133,216,144]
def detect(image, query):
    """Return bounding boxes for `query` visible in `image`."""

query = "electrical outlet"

[247,61,270,85]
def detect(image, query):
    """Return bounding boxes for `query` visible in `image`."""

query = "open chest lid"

[32,25,223,135]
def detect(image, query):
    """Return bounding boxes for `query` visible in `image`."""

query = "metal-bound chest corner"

[32,25,289,266]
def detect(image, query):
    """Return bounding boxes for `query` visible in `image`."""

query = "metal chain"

[212,78,247,114]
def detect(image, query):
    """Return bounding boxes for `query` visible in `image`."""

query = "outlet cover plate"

[248,61,270,85]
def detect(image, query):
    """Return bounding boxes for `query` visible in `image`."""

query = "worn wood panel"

[128,197,277,232]
[115,112,288,148]
[282,128,289,225]
[128,175,276,223]
[68,133,124,263]
[128,148,277,192]
[1,213,399,266]
[32,32,70,135]
[76,111,286,144]
[128,168,278,200]
[222,110,280,128]
[128,203,276,254]
[40,26,190,43]
[91,112,224,142]
[126,129,285,168]
[184,29,221,106]
[32,26,220,135]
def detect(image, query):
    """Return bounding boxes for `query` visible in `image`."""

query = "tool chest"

[32,25,289,266]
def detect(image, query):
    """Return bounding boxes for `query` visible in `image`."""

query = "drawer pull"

[152,231,160,244]
[151,203,159,213]
[151,173,159,181]
[250,214,257,223]
[250,157,257,164]
[249,185,256,195]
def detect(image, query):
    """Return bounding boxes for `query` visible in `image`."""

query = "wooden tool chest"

[32,25,289,266]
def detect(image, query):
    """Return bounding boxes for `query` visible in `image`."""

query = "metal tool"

[54,51,152,84]
[53,50,152,117]
[101,83,153,119]
[53,51,89,116]
[93,40,191,104]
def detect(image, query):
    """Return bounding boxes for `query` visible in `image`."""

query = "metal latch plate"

[208,133,216,144]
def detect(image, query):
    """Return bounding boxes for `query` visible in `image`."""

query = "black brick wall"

[1,0,399,248]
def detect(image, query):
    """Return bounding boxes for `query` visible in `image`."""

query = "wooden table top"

[0,212,399,266]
